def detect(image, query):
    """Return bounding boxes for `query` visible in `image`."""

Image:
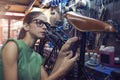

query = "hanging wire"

[112,0,115,19]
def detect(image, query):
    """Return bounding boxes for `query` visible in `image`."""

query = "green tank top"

[0,38,44,80]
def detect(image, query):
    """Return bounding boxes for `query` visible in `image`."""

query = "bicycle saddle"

[64,12,115,32]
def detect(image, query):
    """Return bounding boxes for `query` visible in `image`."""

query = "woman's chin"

[37,35,45,39]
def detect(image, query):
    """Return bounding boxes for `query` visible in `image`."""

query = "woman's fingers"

[66,47,80,62]
[71,48,80,62]
[60,37,79,53]
[65,37,79,48]
[65,51,73,59]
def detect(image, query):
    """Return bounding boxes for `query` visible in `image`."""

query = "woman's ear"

[23,23,29,31]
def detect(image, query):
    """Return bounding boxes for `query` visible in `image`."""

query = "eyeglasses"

[32,19,50,27]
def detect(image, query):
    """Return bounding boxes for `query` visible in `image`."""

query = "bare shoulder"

[2,41,18,61]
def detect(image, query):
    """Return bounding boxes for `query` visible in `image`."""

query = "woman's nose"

[42,24,47,30]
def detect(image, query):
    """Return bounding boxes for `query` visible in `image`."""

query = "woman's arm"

[41,50,80,80]
[41,65,65,80]
[2,41,18,80]
[41,37,80,80]
[41,64,65,80]
[51,37,79,73]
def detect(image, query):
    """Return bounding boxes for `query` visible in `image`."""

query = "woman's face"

[28,14,48,39]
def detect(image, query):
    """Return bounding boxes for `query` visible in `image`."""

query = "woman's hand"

[59,37,79,57]
[43,37,80,80]
[51,37,80,74]
[59,48,80,74]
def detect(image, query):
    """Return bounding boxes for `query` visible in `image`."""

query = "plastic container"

[99,46,115,67]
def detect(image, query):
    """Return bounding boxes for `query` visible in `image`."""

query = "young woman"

[0,11,80,80]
